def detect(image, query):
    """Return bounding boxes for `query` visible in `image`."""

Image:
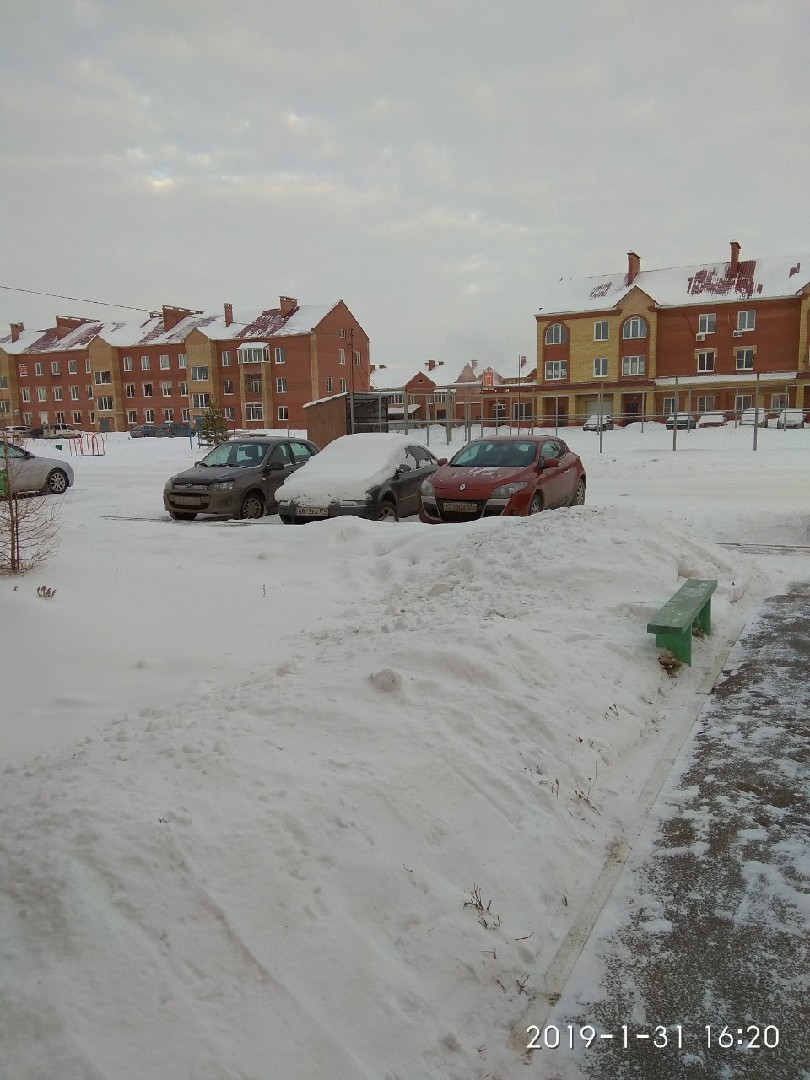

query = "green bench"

[647,578,717,665]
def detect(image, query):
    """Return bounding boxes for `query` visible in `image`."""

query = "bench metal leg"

[696,599,711,635]
[655,627,692,665]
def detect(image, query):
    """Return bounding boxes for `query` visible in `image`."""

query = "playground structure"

[67,432,106,457]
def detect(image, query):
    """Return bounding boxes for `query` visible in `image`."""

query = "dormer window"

[544,323,568,345]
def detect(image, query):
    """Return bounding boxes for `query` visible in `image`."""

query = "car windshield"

[201,442,268,468]
[449,441,537,468]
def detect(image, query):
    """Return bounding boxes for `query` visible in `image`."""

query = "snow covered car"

[0,442,74,495]
[696,412,727,428]
[163,436,318,520]
[739,409,768,427]
[774,409,805,429]
[419,435,585,523]
[583,414,613,431]
[277,433,442,523]
[665,414,696,430]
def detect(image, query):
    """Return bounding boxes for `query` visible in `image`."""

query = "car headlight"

[210,481,235,491]
[490,482,528,498]
[420,479,435,497]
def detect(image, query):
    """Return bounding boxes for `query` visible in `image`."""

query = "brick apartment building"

[0,297,370,433]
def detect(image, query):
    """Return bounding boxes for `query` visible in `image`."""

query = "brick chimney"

[730,240,741,275]
[627,252,641,286]
[279,296,298,316]
[162,305,194,332]
[224,303,233,326]
[55,315,89,339]
[10,322,24,342]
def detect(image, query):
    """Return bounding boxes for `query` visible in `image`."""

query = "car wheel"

[528,493,543,515]
[569,478,586,506]
[170,511,198,521]
[46,469,69,494]
[238,492,265,519]
[376,500,399,522]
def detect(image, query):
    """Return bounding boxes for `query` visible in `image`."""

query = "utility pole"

[349,326,355,434]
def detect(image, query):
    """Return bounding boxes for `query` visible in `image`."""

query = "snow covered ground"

[1,425,808,1080]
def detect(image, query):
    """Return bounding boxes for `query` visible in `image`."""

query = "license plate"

[443,501,477,513]
[173,495,200,505]
[298,506,328,517]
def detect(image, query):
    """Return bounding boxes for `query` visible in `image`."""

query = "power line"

[0,284,150,313]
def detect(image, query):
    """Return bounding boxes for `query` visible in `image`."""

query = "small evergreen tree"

[200,399,230,446]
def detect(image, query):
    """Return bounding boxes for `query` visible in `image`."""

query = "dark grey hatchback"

[163,436,318,520]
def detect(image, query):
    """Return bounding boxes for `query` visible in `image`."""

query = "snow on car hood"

[277,432,416,505]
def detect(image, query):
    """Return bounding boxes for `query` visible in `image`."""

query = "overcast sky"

[2,0,808,385]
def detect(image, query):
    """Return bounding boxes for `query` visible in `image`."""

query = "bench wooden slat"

[647,578,717,665]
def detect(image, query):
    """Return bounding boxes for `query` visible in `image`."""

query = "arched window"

[544,323,569,345]
[622,316,647,340]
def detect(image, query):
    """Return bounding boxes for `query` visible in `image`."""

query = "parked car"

[277,433,442,523]
[583,414,613,431]
[155,421,193,438]
[775,409,805,429]
[419,435,586,523]
[665,414,696,430]
[0,442,74,495]
[163,436,318,520]
[696,412,727,428]
[739,409,768,427]
[41,423,81,439]
[1,425,30,441]
[130,424,158,438]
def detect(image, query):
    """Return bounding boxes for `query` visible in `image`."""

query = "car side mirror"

[543,457,560,468]
[437,457,447,466]
[396,463,412,474]
[265,460,284,471]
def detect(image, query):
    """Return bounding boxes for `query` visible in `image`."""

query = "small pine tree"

[200,400,230,446]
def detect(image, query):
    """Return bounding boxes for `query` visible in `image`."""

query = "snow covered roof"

[539,255,810,316]
[195,303,339,342]
[656,370,797,387]
[0,320,105,354]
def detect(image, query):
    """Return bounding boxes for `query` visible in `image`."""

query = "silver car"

[1,442,74,495]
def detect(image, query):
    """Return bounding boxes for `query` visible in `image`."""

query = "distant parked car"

[665,414,696,430]
[775,409,805,429]
[41,423,81,439]
[0,442,74,495]
[130,424,158,438]
[739,409,768,427]
[420,435,585,523]
[696,412,727,428]
[583,414,613,431]
[1,425,29,441]
[164,436,318,520]
[278,433,441,523]
[155,421,193,438]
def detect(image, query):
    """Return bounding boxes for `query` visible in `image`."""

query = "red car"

[419,434,586,523]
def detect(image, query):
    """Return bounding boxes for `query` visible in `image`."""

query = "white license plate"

[174,495,200,505]
[298,506,328,517]
[443,501,477,513]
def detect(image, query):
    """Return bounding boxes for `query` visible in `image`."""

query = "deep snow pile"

[0,430,807,1080]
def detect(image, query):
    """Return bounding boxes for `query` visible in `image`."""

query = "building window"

[68,359,77,374]
[85,359,92,374]
[125,384,135,398]
[737,310,756,331]
[770,393,787,410]
[21,388,30,402]
[325,376,333,392]
[18,364,28,377]
[35,362,44,376]
[274,347,285,364]
[278,406,289,421]
[190,365,209,381]
[94,371,112,384]
[221,351,231,366]
[621,355,646,375]
[622,316,647,339]
[663,396,676,415]
[159,354,170,369]
[179,381,188,396]
[544,323,568,345]
[544,360,567,380]
[246,375,261,394]
[51,362,61,375]
[223,407,235,421]
[72,412,82,425]
[223,379,234,395]
[354,351,361,365]
[163,408,174,421]
[37,387,47,402]
[339,349,346,365]
[594,320,608,342]
[143,383,153,397]
[53,387,62,401]
[736,348,754,371]
[339,378,347,392]
[735,394,753,413]
[141,355,150,370]
[55,411,65,424]
[192,393,211,409]
[127,409,137,424]
[237,345,267,364]
[0,375,7,389]
[339,328,346,339]
[161,382,172,397]
[697,351,715,372]
[245,403,263,420]
[697,395,715,412]
[70,386,80,400]
[87,385,93,398]
[177,353,186,369]
[698,313,716,334]
[276,377,287,393]
[144,409,155,423]
[593,357,608,378]
[97,396,113,411]
[0,400,8,415]
[123,356,133,371]
[181,408,190,422]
